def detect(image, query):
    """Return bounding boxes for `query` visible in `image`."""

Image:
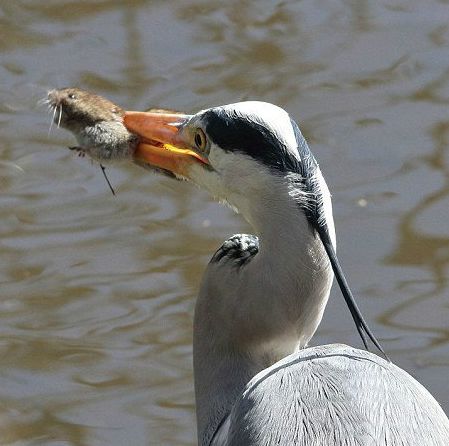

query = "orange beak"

[123,111,208,177]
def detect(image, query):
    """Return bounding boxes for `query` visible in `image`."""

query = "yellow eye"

[194,128,207,151]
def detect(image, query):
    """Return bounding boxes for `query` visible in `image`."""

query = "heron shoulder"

[210,234,259,267]
[222,344,449,446]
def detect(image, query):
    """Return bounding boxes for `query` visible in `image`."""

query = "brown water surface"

[1,1,449,444]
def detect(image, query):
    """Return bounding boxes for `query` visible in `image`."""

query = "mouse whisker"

[37,97,50,107]
[57,105,63,128]
[48,105,57,136]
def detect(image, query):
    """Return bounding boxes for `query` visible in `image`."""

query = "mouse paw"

[68,146,86,157]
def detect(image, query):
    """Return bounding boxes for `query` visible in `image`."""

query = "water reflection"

[383,121,449,347]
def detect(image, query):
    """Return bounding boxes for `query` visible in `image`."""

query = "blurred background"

[1,1,449,444]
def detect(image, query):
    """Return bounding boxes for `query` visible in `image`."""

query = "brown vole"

[47,88,139,164]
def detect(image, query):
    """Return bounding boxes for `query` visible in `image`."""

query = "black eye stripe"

[203,109,298,172]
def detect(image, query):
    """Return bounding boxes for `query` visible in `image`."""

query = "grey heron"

[124,102,449,445]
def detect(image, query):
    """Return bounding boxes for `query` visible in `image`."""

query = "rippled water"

[1,1,449,444]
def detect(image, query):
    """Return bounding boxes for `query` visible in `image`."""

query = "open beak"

[124,111,208,178]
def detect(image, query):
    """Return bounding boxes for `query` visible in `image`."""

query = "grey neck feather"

[193,171,335,445]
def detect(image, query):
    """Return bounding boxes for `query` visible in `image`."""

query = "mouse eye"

[68,93,77,100]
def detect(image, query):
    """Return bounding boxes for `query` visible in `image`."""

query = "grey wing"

[223,344,449,446]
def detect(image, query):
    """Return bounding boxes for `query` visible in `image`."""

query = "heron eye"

[68,93,77,100]
[194,128,207,151]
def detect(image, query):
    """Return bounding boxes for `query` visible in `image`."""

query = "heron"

[123,102,449,445]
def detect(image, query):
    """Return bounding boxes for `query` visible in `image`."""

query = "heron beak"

[124,111,209,177]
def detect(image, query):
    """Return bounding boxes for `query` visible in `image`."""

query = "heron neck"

[193,174,335,444]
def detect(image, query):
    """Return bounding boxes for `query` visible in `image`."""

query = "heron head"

[124,101,328,232]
